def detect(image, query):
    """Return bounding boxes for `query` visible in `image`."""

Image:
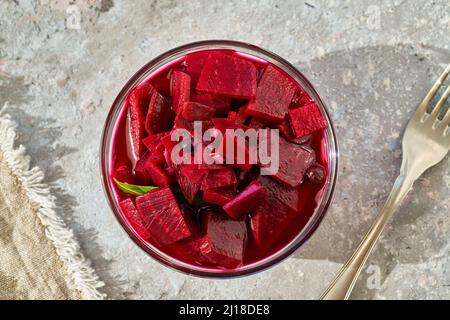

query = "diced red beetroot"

[277,117,295,139]
[161,134,179,173]
[223,180,267,220]
[175,164,207,203]
[141,158,172,187]
[202,120,215,132]
[249,179,299,249]
[126,83,153,170]
[248,117,267,129]
[191,92,230,117]
[136,188,191,246]
[250,203,297,250]
[128,83,154,111]
[181,101,215,121]
[142,132,169,164]
[288,103,328,138]
[235,104,250,125]
[227,111,238,122]
[197,163,225,171]
[179,204,200,235]
[273,137,316,187]
[237,166,260,190]
[193,138,223,167]
[137,158,170,186]
[202,185,236,206]
[114,164,135,184]
[290,87,313,108]
[212,118,248,131]
[289,134,313,146]
[201,167,237,190]
[170,70,191,114]
[215,128,253,172]
[220,114,255,172]
[119,198,152,241]
[196,52,257,99]
[171,236,212,265]
[184,51,211,82]
[259,176,299,212]
[145,90,173,134]
[134,151,152,181]
[246,65,297,122]
[275,118,313,145]
[173,113,194,131]
[174,115,215,133]
[201,209,247,268]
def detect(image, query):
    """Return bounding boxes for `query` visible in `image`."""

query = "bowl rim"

[100,39,339,278]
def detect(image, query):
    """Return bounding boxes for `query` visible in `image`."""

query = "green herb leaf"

[113,179,215,208]
[113,178,158,196]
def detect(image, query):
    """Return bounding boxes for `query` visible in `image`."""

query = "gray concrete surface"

[1,0,449,299]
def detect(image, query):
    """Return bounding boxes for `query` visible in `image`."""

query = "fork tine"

[416,64,450,115]
[429,84,450,119]
[441,100,450,129]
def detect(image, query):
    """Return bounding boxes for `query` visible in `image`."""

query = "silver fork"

[321,64,450,300]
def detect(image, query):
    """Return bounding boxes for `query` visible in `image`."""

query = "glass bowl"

[100,40,338,278]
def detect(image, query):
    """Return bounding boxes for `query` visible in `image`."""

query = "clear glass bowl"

[100,40,338,277]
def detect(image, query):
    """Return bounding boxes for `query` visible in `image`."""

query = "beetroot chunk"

[138,157,171,187]
[249,181,298,250]
[288,103,328,138]
[291,87,313,109]
[170,70,191,114]
[145,90,173,134]
[114,164,134,184]
[191,92,230,117]
[136,188,191,246]
[248,117,267,129]
[197,163,225,171]
[175,164,207,203]
[179,204,201,235]
[201,210,247,268]
[142,132,169,165]
[128,83,154,110]
[119,198,151,241]
[185,51,211,83]
[250,203,296,250]
[161,134,181,173]
[126,83,153,170]
[277,117,295,140]
[223,180,267,220]
[273,137,316,187]
[246,65,296,122]
[173,113,194,131]
[202,185,236,206]
[196,52,257,99]
[235,103,250,125]
[212,119,253,172]
[181,101,216,121]
[134,151,152,181]
[201,167,237,190]
[171,236,213,265]
[259,176,299,212]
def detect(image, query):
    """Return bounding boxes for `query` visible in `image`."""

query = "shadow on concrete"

[291,44,450,298]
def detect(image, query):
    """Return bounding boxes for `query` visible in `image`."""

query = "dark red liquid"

[109,50,329,270]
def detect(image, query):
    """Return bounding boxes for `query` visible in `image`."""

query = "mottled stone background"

[0,0,449,299]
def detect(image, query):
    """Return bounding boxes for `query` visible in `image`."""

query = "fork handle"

[321,173,415,300]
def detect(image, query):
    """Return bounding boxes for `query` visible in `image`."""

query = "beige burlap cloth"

[0,112,105,300]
